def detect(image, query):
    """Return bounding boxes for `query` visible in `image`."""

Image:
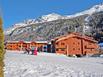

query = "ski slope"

[4,51,103,77]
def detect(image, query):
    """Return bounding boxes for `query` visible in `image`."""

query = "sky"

[0,0,102,30]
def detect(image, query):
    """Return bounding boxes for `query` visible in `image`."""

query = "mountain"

[4,13,65,35]
[5,4,103,42]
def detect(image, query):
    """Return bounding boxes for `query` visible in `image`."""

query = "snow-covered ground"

[4,51,103,77]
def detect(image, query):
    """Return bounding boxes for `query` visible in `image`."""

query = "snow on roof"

[6,41,19,43]
[6,41,48,44]
[35,41,48,43]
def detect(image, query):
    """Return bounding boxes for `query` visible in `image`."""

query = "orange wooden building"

[5,41,48,51]
[5,41,19,50]
[5,41,28,51]
[53,33,99,56]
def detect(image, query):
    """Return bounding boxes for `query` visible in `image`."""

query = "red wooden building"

[53,33,99,56]
[5,41,48,51]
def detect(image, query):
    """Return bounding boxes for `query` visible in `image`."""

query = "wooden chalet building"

[52,33,99,56]
[5,41,48,51]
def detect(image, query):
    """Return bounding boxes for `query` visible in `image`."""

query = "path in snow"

[4,51,103,77]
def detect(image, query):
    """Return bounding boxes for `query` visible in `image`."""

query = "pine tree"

[0,17,5,77]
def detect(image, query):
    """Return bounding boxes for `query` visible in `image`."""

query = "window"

[61,43,65,45]
[84,46,87,49]
[44,47,47,49]
[73,48,75,50]
[61,48,65,51]
[78,48,80,50]
[56,49,59,51]
[56,43,58,45]
[89,43,92,45]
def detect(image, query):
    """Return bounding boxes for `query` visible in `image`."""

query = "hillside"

[5,4,103,42]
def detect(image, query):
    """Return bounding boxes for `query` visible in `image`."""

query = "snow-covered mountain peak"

[93,3,103,10]
[66,4,103,18]
[83,3,103,15]
[4,23,28,35]
[41,13,64,21]
[13,23,27,27]
[42,13,61,17]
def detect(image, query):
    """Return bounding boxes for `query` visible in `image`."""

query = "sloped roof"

[6,41,48,44]
[35,41,48,43]
[6,41,19,43]
[55,32,97,43]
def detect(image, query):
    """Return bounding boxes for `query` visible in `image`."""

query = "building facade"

[54,33,99,56]
[5,41,48,51]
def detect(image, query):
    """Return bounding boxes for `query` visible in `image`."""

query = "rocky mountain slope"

[5,4,103,42]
